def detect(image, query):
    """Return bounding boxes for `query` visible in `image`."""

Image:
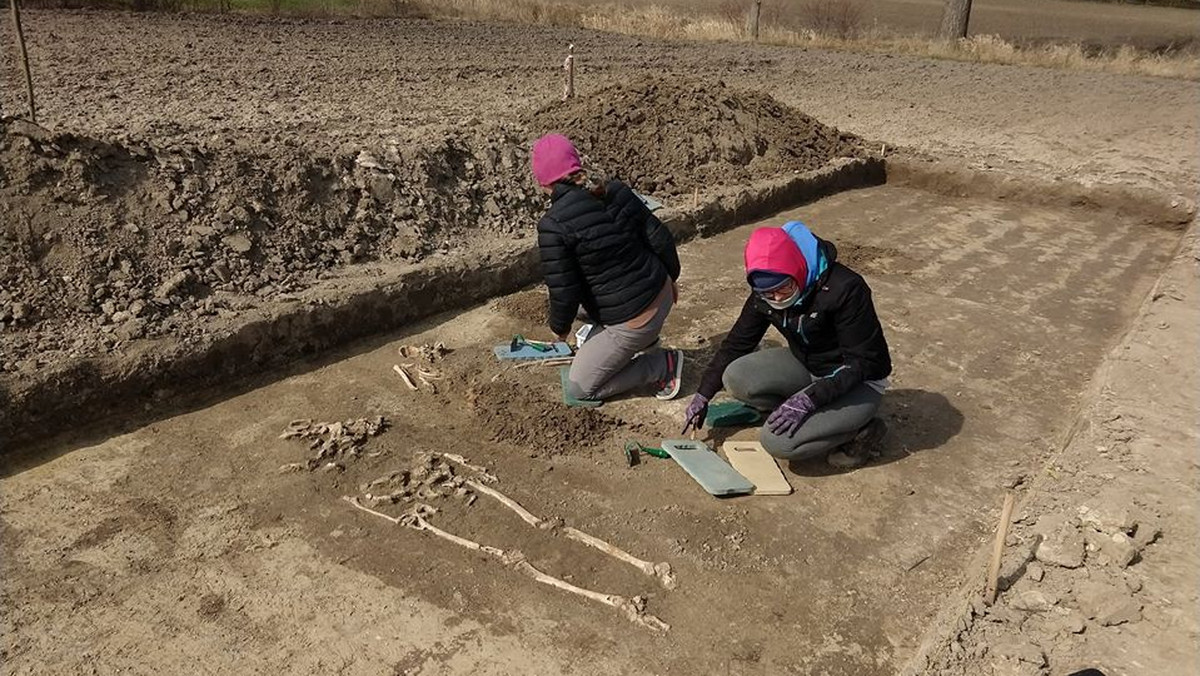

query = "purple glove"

[767,392,816,437]
[682,393,709,435]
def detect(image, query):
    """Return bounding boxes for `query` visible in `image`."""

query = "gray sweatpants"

[723,347,882,460]
[565,293,673,401]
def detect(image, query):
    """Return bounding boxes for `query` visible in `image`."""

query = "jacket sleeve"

[537,215,583,336]
[803,281,891,408]
[696,294,771,400]
[610,181,681,280]
[642,209,681,280]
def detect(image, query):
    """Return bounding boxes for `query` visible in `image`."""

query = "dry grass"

[574,4,1200,80]
[26,0,1199,79]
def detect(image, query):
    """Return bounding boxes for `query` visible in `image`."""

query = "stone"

[1074,580,1141,626]
[1048,610,1087,635]
[1036,523,1085,569]
[155,271,191,300]
[1009,589,1056,613]
[1027,562,1045,582]
[1131,521,1161,549]
[222,233,252,254]
[1104,532,1140,568]
[100,300,117,316]
[1078,501,1136,535]
[212,262,232,284]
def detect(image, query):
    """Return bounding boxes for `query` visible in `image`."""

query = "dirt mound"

[493,289,549,327]
[0,119,542,374]
[527,79,863,196]
[465,379,646,456]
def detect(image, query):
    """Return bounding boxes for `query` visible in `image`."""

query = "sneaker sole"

[655,350,684,401]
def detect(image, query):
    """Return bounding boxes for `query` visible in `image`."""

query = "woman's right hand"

[681,393,709,435]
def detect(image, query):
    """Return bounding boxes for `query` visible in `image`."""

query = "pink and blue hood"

[743,221,830,293]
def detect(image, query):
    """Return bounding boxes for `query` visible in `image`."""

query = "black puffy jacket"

[537,180,681,336]
[697,240,891,408]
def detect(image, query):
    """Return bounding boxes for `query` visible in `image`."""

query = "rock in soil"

[1035,516,1086,569]
[1073,579,1142,626]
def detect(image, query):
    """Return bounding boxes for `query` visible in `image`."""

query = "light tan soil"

[2,182,1187,675]
[1,10,1198,676]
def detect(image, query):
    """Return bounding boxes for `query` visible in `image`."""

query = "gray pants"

[566,294,673,401]
[723,347,882,460]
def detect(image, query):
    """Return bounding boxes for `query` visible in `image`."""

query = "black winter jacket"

[697,240,891,408]
[537,180,681,336]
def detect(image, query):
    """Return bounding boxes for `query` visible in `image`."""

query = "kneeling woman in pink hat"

[531,133,684,403]
[682,222,892,468]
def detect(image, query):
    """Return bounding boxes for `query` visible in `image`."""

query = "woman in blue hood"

[683,221,893,468]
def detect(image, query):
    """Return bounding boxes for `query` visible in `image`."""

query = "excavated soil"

[0,76,859,381]
[492,289,550,326]
[528,79,864,196]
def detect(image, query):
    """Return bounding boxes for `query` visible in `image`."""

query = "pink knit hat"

[530,134,582,186]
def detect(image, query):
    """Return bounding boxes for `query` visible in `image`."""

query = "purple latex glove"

[767,392,816,437]
[681,393,710,435]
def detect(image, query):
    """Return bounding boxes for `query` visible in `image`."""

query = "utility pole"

[748,0,762,41]
[938,0,972,40]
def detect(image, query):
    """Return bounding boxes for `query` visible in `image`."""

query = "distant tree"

[938,0,972,39]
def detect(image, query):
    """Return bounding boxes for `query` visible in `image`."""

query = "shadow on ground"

[788,388,964,476]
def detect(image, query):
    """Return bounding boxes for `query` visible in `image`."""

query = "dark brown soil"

[493,289,549,327]
[466,379,650,456]
[1,79,856,380]
[528,78,864,196]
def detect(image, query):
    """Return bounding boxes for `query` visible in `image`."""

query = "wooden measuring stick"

[985,492,1016,604]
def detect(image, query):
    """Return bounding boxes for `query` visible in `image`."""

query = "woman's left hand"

[766,392,816,437]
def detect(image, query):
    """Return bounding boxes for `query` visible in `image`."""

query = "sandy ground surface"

[3,11,1197,197]
[1,183,1185,675]
[915,218,1199,676]
[2,10,1199,676]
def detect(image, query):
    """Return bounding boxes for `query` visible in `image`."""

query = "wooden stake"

[985,492,1016,604]
[561,44,575,101]
[9,0,36,122]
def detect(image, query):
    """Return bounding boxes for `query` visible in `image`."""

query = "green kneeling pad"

[560,367,603,408]
[706,401,763,427]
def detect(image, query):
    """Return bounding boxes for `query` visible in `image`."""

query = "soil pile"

[0,119,542,374]
[465,379,647,456]
[493,289,549,326]
[527,79,864,196]
[2,79,860,376]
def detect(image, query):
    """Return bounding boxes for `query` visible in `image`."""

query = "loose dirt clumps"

[528,79,864,196]
[493,289,549,326]
[465,379,645,456]
[0,119,542,375]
